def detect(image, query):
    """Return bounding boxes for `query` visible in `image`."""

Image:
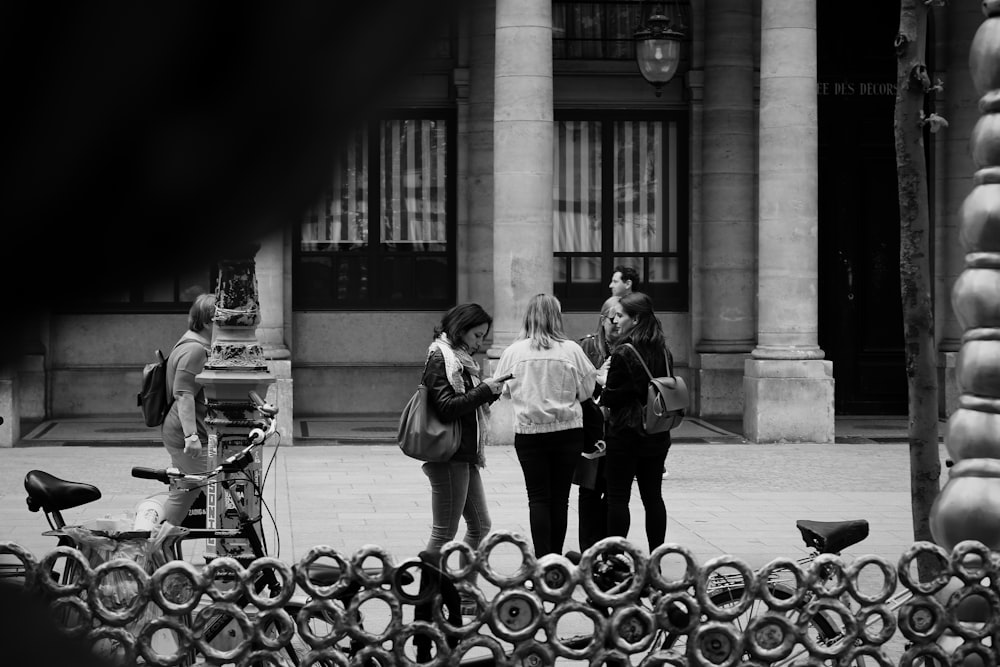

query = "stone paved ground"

[0,441,954,663]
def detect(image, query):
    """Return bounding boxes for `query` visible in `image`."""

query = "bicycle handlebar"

[131,391,279,484]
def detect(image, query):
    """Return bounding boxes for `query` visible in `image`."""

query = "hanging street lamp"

[634,2,687,96]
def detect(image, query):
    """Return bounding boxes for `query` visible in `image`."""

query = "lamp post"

[634,2,687,96]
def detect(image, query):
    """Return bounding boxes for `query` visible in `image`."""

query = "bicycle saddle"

[24,470,102,513]
[796,519,869,554]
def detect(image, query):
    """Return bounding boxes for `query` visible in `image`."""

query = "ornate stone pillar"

[486,0,553,445]
[931,0,1000,552]
[744,0,834,443]
[695,0,756,419]
[199,244,276,561]
[934,2,985,417]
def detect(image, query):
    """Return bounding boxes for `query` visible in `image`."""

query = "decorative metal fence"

[2,532,998,666]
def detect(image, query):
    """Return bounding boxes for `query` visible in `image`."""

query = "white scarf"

[427,334,490,466]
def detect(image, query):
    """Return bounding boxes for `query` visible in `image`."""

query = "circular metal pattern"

[391,557,436,606]
[0,540,39,590]
[392,620,448,667]
[542,599,608,660]
[87,625,137,665]
[345,586,403,644]
[254,607,296,650]
[856,603,897,646]
[806,552,848,597]
[244,557,296,610]
[950,539,996,583]
[845,554,898,605]
[579,537,649,608]
[136,615,193,666]
[647,542,698,592]
[295,545,354,600]
[744,613,796,662]
[945,582,1000,639]
[796,598,858,658]
[89,557,151,625]
[697,555,756,621]
[477,531,536,588]
[609,604,658,653]
[532,552,578,601]
[296,598,347,649]
[36,545,92,596]
[8,531,1000,664]
[897,541,952,594]
[149,560,204,614]
[689,621,743,667]
[487,588,544,643]
[432,580,484,638]
[300,648,350,667]
[193,601,255,663]
[349,543,396,587]
[203,556,247,603]
[897,594,948,642]
[755,558,807,611]
[438,539,479,580]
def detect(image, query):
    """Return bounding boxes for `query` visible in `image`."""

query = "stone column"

[695,0,756,419]
[486,0,553,445]
[254,227,293,442]
[464,0,497,310]
[935,2,985,416]
[744,0,834,443]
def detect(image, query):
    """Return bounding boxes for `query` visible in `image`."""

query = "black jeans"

[514,428,583,557]
[605,440,669,551]
[578,456,608,552]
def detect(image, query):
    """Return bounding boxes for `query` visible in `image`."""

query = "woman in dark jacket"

[421,304,504,559]
[597,292,673,551]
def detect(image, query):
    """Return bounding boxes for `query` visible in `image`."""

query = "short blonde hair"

[519,294,567,350]
[188,293,217,333]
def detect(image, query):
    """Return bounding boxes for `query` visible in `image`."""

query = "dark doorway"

[817,0,908,414]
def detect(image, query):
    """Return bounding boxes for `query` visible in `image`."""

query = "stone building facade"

[0,1,981,446]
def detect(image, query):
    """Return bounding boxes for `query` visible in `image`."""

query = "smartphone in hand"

[495,372,514,383]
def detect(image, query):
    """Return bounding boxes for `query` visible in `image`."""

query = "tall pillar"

[744,0,834,443]
[254,227,293,442]
[695,0,756,418]
[464,0,497,309]
[487,0,553,445]
[935,2,985,416]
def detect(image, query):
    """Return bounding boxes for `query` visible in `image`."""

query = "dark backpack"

[137,340,198,427]
[620,343,689,434]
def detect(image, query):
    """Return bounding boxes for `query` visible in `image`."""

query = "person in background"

[608,265,639,299]
[575,295,621,552]
[494,294,596,557]
[160,293,216,526]
[597,292,673,552]
[420,303,504,613]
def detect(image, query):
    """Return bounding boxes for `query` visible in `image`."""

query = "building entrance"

[817,0,908,414]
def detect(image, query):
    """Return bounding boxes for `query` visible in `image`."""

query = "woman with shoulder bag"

[420,304,504,581]
[596,292,674,551]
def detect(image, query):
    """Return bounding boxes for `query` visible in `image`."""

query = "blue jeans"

[422,461,492,553]
[514,428,583,557]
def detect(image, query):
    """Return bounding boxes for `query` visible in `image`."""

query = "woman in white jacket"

[494,294,596,556]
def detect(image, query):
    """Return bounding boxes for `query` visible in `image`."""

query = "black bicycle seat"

[24,470,102,513]
[796,519,869,554]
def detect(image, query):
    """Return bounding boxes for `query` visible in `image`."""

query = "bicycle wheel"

[657,585,866,667]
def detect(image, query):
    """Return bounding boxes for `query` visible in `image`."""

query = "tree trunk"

[894,0,941,561]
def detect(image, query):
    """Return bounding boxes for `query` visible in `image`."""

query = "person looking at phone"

[494,294,596,557]
[420,303,504,613]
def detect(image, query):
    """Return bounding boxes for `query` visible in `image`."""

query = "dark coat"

[422,350,497,464]
[599,341,672,453]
